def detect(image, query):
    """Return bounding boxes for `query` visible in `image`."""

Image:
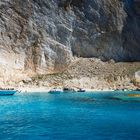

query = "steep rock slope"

[0,0,140,81]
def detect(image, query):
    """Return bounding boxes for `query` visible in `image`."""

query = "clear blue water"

[0,91,140,140]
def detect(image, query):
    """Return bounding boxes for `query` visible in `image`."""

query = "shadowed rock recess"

[0,0,140,82]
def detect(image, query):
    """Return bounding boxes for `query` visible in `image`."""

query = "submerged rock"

[127,94,140,97]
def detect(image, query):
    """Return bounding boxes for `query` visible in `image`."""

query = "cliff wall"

[0,0,140,82]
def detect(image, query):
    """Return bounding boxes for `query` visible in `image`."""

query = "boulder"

[135,71,140,83]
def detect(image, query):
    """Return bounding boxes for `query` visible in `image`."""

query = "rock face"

[135,71,140,83]
[0,0,140,81]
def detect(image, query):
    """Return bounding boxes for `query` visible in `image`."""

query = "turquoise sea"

[0,91,140,140]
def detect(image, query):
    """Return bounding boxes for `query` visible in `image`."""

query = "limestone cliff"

[0,0,140,82]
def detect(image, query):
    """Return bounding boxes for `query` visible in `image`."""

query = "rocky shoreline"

[1,58,140,93]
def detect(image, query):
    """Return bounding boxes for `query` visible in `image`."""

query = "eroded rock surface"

[0,0,140,82]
